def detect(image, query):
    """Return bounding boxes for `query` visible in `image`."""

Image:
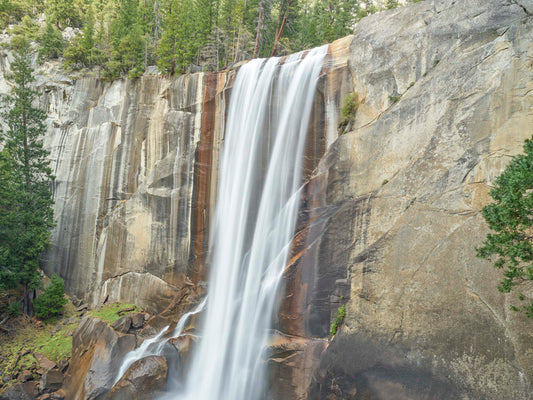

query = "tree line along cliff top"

[1,0,422,79]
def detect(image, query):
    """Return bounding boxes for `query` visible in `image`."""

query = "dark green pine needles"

[0,38,55,317]
[477,136,533,317]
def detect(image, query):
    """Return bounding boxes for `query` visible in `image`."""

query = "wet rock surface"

[63,317,136,400]
[300,1,533,399]
[39,371,63,394]
[110,316,132,334]
[106,356,168,400]
[0,382,38,400]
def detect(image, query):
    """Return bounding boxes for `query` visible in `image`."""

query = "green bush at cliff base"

[34,274,68,320]
[477,135,533,317]
[330,304,346,336]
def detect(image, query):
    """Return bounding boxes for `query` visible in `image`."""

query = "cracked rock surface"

[301,0,533,399]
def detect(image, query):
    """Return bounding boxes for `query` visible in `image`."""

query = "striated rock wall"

[39,72,234,312]
[34,52,344,316]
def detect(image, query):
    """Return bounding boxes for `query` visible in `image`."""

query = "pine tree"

[0,38,55,317]
[106,0,145,78]
[46,0,82,28]
[34,274,67,319]
[477,136,533,317]
[39,19,64,60]
[157,0,195,74]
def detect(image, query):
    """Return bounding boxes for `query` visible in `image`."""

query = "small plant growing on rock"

[330,304,346,336]
[34,274,68,320]
[388,95,400,104]
[338,93,359,134]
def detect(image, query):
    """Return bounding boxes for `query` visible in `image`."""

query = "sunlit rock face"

[298,0,533,399]
[5,0,530,398]
[39,73,233,312]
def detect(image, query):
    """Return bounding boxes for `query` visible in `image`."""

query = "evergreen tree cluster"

[34,274,68,319]
[2,0,421,78]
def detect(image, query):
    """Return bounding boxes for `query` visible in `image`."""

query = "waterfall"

[114,297,207,385]
[172,45,328,400]
[113,45,327,399]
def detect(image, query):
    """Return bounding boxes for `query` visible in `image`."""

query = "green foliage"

[2,0,419,76]
[0,305,79,379]
[9,15,40,41]
[388,95,400,103]
[477,136,533,317]
[46,0,83,28]
[0,0,44,29]
[341,92,358,126]
[34,275,68,320]
[63,36,87,70]
[157,0,200,74]
[88,302,141,323]
[330,304,346,336]
[102,0,146,78]
[63,7,105,70]
[9,34,29,51]
[0,38,55,316]
[7,300,21,317]
[39,20,64,60]
[386,0,399,9]
[338,92,358,134]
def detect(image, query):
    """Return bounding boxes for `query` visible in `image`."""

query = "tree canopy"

[3,0,420,78]
[477,136,533,317]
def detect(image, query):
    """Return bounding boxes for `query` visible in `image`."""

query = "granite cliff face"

[1,0,531,398]
[40,73,229,311]
[300,1,533,399]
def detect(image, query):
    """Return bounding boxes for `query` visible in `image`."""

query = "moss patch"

[0,301,79,382]
[0,301,142,389]
[87,303,141,323]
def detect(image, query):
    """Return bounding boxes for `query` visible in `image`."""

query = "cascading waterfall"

[114,297,207,385]
[115,45,327,400]
[172,45,328,400]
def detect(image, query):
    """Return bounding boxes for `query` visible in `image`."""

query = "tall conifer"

[0,38,55,316]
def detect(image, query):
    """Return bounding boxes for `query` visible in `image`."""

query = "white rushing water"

[114,297,207,384]
[171,45,328,400]
[115,45,327,399]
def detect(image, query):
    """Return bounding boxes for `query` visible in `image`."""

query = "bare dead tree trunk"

[271,4,290,57]
[23,283,34,317]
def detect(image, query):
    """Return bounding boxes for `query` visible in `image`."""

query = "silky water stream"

[115,45,327,400]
